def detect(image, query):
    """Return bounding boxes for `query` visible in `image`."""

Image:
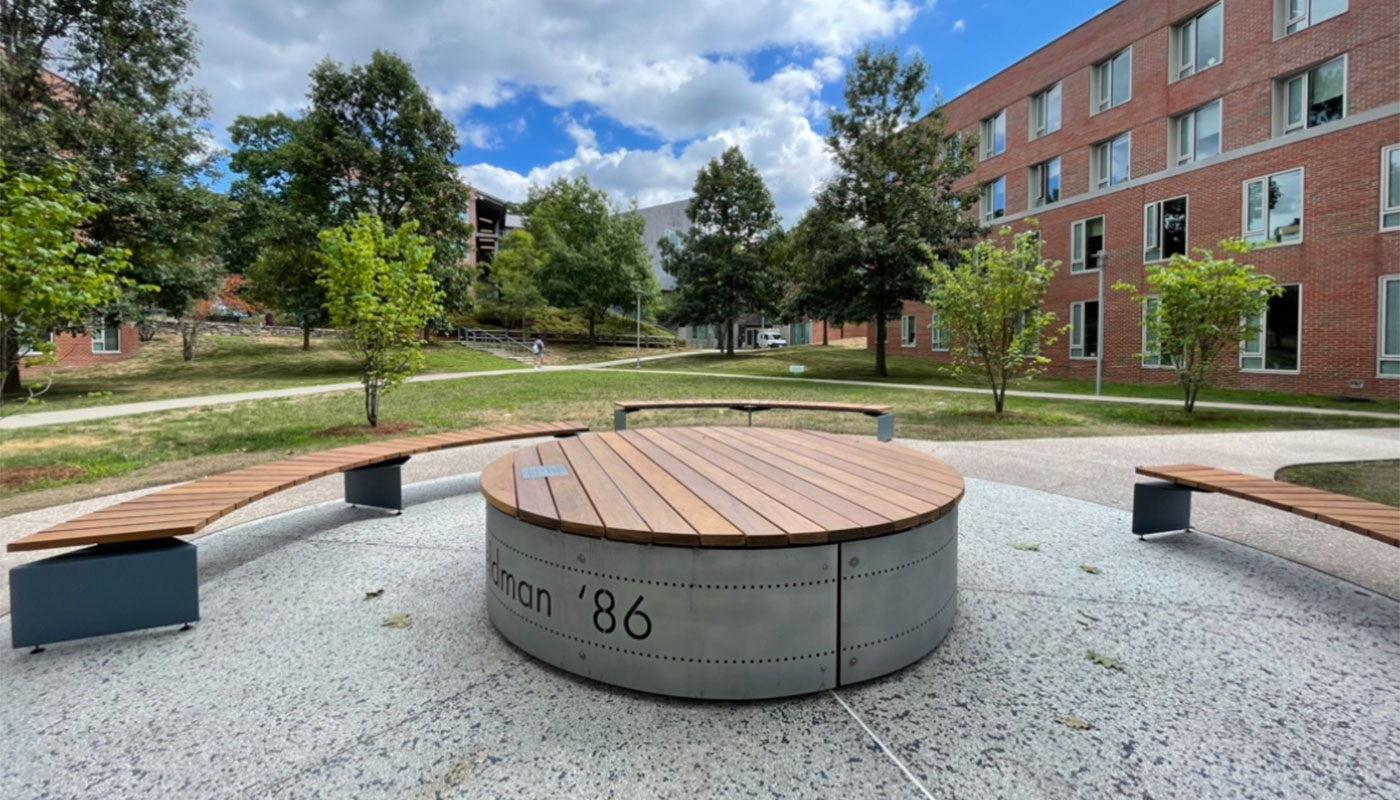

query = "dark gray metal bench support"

[10,539,198,650]
[345,456,409,513]
[614,408,630,431]
[1132,481,1194,537]
[874,412,895,442]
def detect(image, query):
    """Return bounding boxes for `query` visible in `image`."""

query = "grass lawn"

[0,368,1389,514]
[1275,460,1400,508]
[542,343,690,366]
[3,335,524,414]
[639,346,1400,413]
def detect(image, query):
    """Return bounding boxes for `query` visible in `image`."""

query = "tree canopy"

[525,176,654,343]
[483,230,550,332]
[792,46,980,375]
[662,146,784,356]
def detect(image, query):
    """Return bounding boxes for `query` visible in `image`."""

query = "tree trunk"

[302,323,312,351]
[365,382,380,427]
[874,314,888,377]
[2,335,21,396]
[180,319,199,362]
[588,309,597,346]
[821,321,829,346]
[994,383,1006,413]
[725,318,735,357]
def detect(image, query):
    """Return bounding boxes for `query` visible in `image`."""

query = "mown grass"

[1275,460,1400,508]
[641,346,1400,413]
[0,368,1389,512]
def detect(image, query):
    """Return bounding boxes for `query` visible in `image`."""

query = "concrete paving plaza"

[3,467,1398,799]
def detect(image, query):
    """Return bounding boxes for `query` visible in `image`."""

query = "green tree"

[0,0,228,327]
[924,225,1062,413]
[1115,240,1280,413]
[229,51,473,342]
[0,162,132,404]
[796,46,980,376]
[317,214,444,427]
[662,146,784,357]
[526,176,654,344]
[483,230,549,332]
[783,206,861,347]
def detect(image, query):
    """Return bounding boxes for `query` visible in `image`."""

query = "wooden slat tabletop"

[1137,463,1400,548]
[482,427,964,547]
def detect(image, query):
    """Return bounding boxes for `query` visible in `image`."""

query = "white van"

[754,330,788,349]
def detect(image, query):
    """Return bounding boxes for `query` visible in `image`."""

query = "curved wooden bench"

[8,420,587,651]
[613,400,895,441]
[1132,464,1400,548]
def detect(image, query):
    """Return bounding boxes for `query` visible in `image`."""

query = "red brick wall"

[24,324,143,372]
[878,0,1400,400]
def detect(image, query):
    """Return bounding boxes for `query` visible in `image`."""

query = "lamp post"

[635,288,643,369]
[1095,251,1105,396]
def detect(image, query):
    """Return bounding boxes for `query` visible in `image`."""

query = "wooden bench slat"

[593,432,739,546]
[555,436,649,542]
[791,430,966,494]
[615,400,892,414]
[749,428,963,509]
[535,439,607,538]
[511,446,561,531]
[577,433,698,545]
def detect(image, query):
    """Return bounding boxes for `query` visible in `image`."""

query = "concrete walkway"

[0,349,708,431]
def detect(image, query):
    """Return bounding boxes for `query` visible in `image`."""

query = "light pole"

[1095,251,1105,396]
[635,288,643,369]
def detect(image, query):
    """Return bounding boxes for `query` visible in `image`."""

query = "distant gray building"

[634,197,689,292]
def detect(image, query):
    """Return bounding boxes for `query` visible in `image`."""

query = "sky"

[190,0,1119,223]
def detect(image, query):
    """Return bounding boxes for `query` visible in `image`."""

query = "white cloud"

[951,19,966,33]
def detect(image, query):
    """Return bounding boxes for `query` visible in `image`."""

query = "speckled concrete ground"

[2,476,1397,799]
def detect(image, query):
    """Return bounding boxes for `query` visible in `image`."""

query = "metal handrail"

[457,328,534,359]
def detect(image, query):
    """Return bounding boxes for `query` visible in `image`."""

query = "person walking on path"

[532,336,546,369]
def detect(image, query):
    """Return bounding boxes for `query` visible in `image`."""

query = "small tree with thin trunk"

[317,214,443,427]
[924,226,1062,413]
[1115,239,1279,413]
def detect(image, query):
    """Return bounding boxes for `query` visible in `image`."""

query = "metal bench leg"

[345,456,409,513]
[1132,481,1193,539]
[875,413,895,442]
[10,539,199,649]
[614,409,629,431]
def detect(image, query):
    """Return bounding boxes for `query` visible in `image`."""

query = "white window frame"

[1030,83,1061,139]
[1029,157,1061,208]
[981,176,1006,222]
[1069,300,1099,360]
[1173,3,1224,81]
[1141,295,1174,369]
[1242,167,1305,246]
[1381,144,1400,232]
[1240,283,1303,374]
[1144,196,1189,264]
[90,322,121,354]
[1278,55,1347,135]
[1277,0,1348,37]
[1070,216,1105,274]
[980,110,1006,160]
[901,314,916,347]
[1093,47,1132,114]
[1093,132,1131,189]
[18,330,54,358]
[1172,99,1223,167]
[930,313,950,352]
[1380,275,1400,378]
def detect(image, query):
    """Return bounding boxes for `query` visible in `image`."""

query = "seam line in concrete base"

[828,688,936,800]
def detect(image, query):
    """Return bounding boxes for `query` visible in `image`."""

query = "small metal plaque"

[521,464,569,480]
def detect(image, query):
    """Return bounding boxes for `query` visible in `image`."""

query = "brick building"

[882,0,1399,400]
[23,322,144,373]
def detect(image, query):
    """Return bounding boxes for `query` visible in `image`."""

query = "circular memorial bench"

[480,426,963,699]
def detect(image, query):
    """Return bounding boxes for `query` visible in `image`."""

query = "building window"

[1029,157,1061,207]
[901,314,916,347]
[1243,168,1303,245]
[1381,276,1400,376]
[930,313,950,351]
[1144,196,1188,263]
[1173,3,1223,81]
[1030,83,1061,139]
[1279,0,1347,36]
[980,110,1006,160]
[1093,132,1131,189]
[1382,144,1400,231]
[1093,47,1132,113]
[1279,56,1345,134]
[981,176,1006,222]
[1172,100,1222,166]
[693,324,709,340]
[1070,301,1099,359]
[91,322,121,354]
[1071,216,1105,273]
[1142,295,1174,368]
[1241,284,1301,372]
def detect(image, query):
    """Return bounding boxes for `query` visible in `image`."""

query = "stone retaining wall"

[154,321,339,339]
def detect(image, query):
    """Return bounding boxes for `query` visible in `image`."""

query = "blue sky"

[190,0,1118,222]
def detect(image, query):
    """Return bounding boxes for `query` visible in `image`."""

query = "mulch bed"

[0,465,84,490]
[312,421,418,439]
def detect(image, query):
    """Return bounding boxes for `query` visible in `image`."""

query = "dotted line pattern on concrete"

[487,589,835,665]
[841,593,956,653]
[490,532,837,590]
[842,531,954,581]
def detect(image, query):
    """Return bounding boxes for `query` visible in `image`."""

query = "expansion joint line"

[828,688,936,800]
